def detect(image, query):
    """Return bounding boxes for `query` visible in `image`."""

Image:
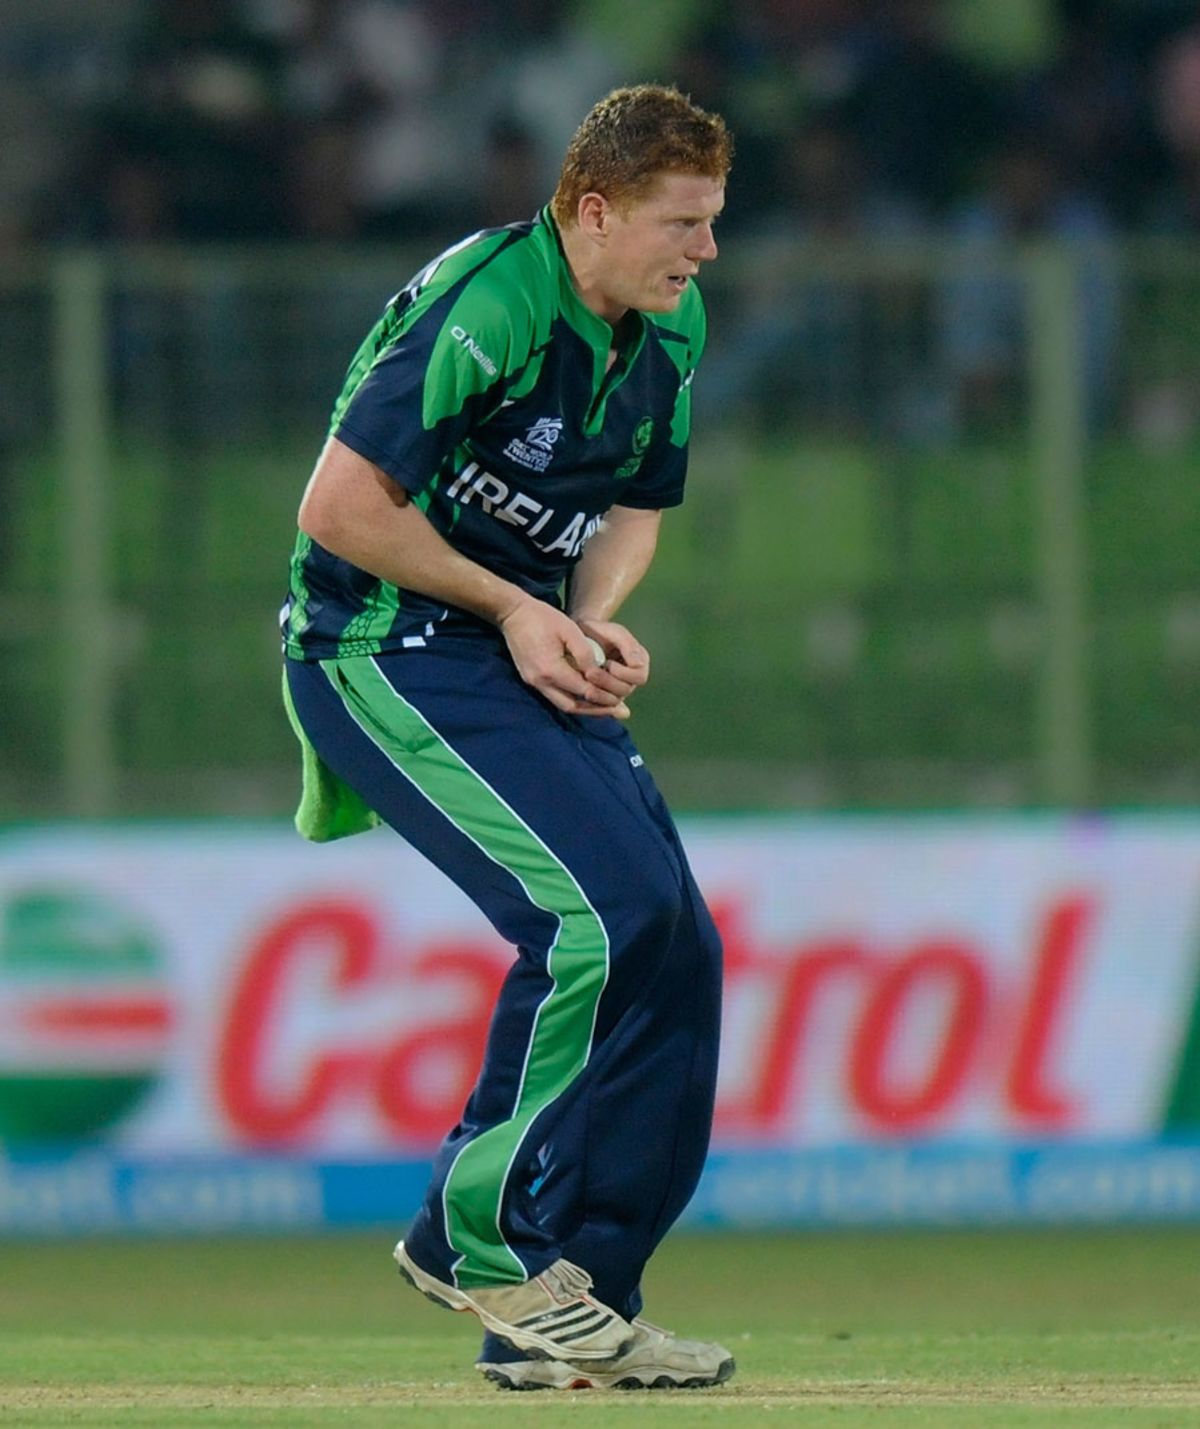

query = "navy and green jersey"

[283,207,706,660]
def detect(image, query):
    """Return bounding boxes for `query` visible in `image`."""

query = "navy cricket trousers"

[285,636,723,1322]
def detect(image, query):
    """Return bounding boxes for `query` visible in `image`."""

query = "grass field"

[3,1228,1200,1426]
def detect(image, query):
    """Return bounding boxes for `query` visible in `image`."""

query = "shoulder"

[405,220,547,343]
[406,221,537,296]
[459,221,559,363]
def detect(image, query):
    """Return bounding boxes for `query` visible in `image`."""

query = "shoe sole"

[393,1242,634,1364]
[480,1355,736,1392]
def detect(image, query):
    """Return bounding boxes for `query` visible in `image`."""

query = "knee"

[692,896,724,976]
[606,865,685,966]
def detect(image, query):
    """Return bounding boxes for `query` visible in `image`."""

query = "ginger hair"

[551,84,733,226]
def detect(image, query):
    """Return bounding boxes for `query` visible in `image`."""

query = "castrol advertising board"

[4,816,1200,1233]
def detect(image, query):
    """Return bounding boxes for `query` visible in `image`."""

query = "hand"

[575,619,650,712]
[498,597,632,718]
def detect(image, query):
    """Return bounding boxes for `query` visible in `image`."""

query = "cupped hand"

[498,598,632,718]
[574,619,650,707]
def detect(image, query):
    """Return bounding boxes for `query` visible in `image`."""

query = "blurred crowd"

[7,0,1200,447]
[4,0,1200,250]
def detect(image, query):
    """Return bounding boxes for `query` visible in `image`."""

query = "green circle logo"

[0,888,172,1143]
[615,419,655,480]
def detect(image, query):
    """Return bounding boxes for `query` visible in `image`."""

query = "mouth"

[666,274,691,291]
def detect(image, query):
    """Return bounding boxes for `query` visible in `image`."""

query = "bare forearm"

[296,436,626,715]
[298,437,526,626]
[566,506,662,622]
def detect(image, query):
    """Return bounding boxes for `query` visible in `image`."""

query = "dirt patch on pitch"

[6,1378,1200,1412]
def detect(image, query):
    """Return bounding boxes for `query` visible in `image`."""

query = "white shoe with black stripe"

[393,1241,635,1362]
[476,1317,736,1390]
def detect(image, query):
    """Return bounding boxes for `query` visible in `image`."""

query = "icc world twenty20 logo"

[0,888,173,1144]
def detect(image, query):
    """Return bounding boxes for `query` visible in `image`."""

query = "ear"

[576,191,612,241]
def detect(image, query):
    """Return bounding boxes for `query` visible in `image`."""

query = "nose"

[688,222,718,262]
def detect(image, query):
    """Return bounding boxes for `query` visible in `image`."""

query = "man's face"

[591,172,725,322]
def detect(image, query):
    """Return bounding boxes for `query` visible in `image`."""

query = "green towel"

[281,668,382,842]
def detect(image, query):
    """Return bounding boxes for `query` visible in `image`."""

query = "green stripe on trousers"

[321,656,610,1285]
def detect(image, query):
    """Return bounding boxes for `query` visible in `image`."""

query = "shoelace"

[541,1258,595,1298]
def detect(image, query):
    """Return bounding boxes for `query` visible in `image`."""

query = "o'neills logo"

[0,888,173,1144]
[451,325,497,377]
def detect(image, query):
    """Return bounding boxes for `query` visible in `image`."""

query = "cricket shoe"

[477,1317,736,1391]
[393,1241,635,1362]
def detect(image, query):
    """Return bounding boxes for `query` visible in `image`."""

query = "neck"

[558,221,625,327]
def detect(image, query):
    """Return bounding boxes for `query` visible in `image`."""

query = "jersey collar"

[540,207,647,361]
[540,208,647,434]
